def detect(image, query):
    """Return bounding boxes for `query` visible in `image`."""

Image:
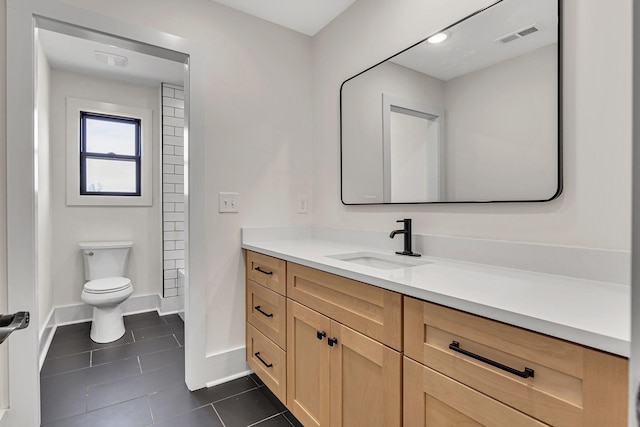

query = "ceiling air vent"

[94,51,128,67]
[496,24,540,44]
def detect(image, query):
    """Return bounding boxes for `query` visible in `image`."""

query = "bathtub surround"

[161,83,186,299]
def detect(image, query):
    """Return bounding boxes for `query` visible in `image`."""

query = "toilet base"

[90,304,126,343]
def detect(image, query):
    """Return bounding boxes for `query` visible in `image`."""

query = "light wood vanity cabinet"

[286,262,403,351]
[245,251,402,427]
[286,264,403,427]
[404,297,628,427]
[246,250,628,427]
[245,252,288,402]
[287,299,402,427]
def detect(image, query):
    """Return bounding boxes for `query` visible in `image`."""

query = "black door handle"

[254,352,273,368]
[254,306,274,318]
[449,341,534,379]
[317,331,326,340]
[255,267,273,276]
[328,337,338,347]
[0,311,30,345]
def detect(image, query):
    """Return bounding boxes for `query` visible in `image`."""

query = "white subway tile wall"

[162,83,185,298]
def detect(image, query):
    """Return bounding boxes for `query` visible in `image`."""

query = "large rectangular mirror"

[340,0,560,204]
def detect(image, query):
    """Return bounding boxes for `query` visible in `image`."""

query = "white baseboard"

[39,293,184,370]
[186,346,249,391]
[38,308,56,369]
[205,368,253,388]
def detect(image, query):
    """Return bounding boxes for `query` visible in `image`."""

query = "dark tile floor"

[41,311,303,427]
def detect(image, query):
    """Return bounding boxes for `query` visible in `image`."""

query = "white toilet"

[79,241,134,343]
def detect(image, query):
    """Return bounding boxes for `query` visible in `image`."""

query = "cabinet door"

[329,321,401,427]
[287,300,331,427]
[404,357,549,427]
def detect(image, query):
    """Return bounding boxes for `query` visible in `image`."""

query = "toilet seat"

[84,277,131,294]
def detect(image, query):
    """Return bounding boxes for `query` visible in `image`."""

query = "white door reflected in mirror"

[384,97,443,203]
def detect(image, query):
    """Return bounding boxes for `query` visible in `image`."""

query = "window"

[66,97,152,206]
[80,112,141,196]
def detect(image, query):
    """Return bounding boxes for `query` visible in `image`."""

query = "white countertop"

[242,238,630,357]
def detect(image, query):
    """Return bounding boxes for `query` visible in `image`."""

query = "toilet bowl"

[81,277,133,343]
[79,241,134,343]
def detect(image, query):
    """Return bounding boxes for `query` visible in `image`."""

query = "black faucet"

[389,219,421,257]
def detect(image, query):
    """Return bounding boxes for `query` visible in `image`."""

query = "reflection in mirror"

[340,0,560,204]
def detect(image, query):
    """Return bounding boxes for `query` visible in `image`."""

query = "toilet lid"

[84,277,132,294]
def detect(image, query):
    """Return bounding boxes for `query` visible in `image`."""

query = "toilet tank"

[79,241,133,281]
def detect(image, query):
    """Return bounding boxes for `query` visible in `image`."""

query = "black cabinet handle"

[449,341,534,379]
[255,267,273,276]
[328,337,338,347]
[317,331,326,340]
[254,352,273,368]
[254,306,273,318]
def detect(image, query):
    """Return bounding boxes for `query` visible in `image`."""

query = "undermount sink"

[327,252,431,270]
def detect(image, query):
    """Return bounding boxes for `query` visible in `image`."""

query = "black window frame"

[79,111,142,197]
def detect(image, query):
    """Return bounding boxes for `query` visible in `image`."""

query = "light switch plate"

[219,192,239,213]
[297,195,308,214]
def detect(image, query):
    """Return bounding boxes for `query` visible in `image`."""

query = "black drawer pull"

[254,306,273,318]
[255,266,273,276]
[254,352,273,368]
[328,337,338,347]
[449,341,534,379]
[317,331,326,340]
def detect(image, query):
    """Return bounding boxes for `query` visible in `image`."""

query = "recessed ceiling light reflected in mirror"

[427,32,448,44]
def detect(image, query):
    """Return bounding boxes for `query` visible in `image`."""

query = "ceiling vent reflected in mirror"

[94,51,128,67]
[496,24,541,44]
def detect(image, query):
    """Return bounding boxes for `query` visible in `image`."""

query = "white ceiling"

[390,0,557,81]
[38,29,185,87]
[209,0,357,36]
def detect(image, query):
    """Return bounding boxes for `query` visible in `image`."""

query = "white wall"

[0,0,8,410]
[49,69,162,306]
[341,61,444,203]
[313,0,632,251]
[444,44,558,201]
[55,0,314,358]
[36,41,53,332]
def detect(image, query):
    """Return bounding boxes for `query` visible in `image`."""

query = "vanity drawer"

[287,262,402,351]
[404,357,548,427]
[246,324,287,403]
[247,280,287,349]
[246,251,287,295]
[404,297,628,427]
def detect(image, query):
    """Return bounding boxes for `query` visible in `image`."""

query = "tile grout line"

[211,403,227,427]
[171,333,180,347]
[246,410,288,427]
[146,397,156,425]
[211,385,260,405]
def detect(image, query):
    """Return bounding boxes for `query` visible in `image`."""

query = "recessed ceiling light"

[94,51,128,67]
[427,32,448,44]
